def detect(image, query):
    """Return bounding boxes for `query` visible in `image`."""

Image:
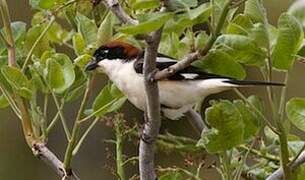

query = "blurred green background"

[1,0,304,179]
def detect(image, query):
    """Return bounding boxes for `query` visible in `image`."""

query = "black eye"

[93,46,125,61]
[93,47,110,61]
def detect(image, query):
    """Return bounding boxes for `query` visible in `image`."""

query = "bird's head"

[85,40,141,71]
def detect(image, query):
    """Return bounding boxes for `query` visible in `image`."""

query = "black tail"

[224,79,285,86]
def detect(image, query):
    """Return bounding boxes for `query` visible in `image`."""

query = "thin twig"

[22,16,55,71]
[0,0,16,66]
[239,145,280,162]
[0,31,9,47]
[0,85,21,118]
[64,76,93,170]
[122,156,139,167]
[72,117,99,155]
[158,167,201,180]
[46,101,64,135]
[78,99,118,123]
[50,92,71,140]
[233,88,279,134]
[114,115,126,180]
[103,0,138,25]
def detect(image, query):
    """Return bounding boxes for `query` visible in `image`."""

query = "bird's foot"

[140,131,155,144]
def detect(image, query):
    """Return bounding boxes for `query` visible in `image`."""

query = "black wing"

[134,53,284,86]
[134,53,226,80]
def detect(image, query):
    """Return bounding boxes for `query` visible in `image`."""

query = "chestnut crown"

[85,40,141,71]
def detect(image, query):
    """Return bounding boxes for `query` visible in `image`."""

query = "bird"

[85,40,284,120]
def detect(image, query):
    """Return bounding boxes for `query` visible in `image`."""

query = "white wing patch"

[156,57,177,63]
[180,73,199,79]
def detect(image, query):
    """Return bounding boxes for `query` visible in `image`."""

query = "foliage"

[1,0,305,179]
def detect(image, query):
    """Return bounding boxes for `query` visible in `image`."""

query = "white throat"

[97,59,147,110]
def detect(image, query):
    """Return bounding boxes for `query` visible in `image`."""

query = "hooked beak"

[85,59,98,71]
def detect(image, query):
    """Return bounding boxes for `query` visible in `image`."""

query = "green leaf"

[197,100,244,153]
[46,54,75,93]
[159,33,190,59]
[188,3,211,20]
[164,14,193,35]
[132,0,160,10]
[72,33,86,55]
[195,31,209,49]
[167,0,198,10]
[47,22,69,44]
[40,50,56,65]
[286,98,305,132]
[214,34,266,66]
[29,0,40,9]
[107,97,127,112]
[163,5,210,35]
[193,50,246,80]
[249,23,269,48]
[272,13,303,71]
[64,83,86,102]
[97,12,113,46]
[46,59,65,93]
[233,100,260,140]
[39,0,66,9]
[288,0,305,27]
[1,66,32,99]
[64,3,77,30]
[244,0,265,23]
[226,15,269,48]
[0,95,9,108]
[93,84,114,115]
[288,141,305,155]
[30,67,48,93]
[118,12,173,35]
[55,54,75,92]
[76,13,98,45]
[227,14,253,35]
[1,66,29,88]
[93,84,126,117]
[74,54,92,69]
[110,83,124,98]
[11,21,27,43]
[25,25,51,57]
[30,0,67,9]
[247,95,264,113]
[0,21,26,54]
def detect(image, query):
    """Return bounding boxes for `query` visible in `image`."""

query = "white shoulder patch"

[180,73,199,79]
[156,57,177,63]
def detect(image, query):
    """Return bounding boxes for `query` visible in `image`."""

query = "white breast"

[98,59,147,110]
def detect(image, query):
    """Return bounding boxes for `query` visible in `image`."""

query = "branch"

[0,1,80,179]
[102,0,151,41]
[153,0,233,81]
[139,29,163,180]
[33,143,79,180]
[0,0,16,66]
[64,76,93,170]
[103,0,138,25]
[266,151,305,180]
[22,16,55,72]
